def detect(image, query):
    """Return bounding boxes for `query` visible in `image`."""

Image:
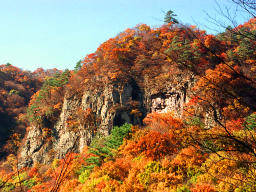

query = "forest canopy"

[1,2,256,191]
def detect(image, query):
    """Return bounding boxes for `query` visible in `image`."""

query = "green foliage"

[104,123,132,150]
[138,161,162,186]
[82,124,132,171]
[1,182,15,192]
[78,169,91,184]
[201,140,219,153]
[164,10,179,24]
[27,69,70,124]
[74,60,82,72]
[165,36,200,72]
[2,12,256,192]
[43,69,70,88]
[8,89,19,95]
[52,158,60,169]
[236,29,256,59]
[75,123,131,186]
[187,168,202,184]
[244,113,256,130]
[186,116,204,128]
[23,178,37,189]
[176,186,190,192]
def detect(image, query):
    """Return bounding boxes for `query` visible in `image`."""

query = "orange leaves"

[191,184,216,192]
[136,24,151,32]
[99,157,131,181]
[59,179,79,192]
[28,167,39,178]
[120,113,185,160]
[204,34,225,53]
[83,53,96,63]
[226,118,244,132]
[171,146,207,169]
[204,35,216,48]
[143,112,183,132]
[123,130,176,160]
[53,103,62,110]
[194,63,237,102]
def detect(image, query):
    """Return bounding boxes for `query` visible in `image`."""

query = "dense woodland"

[0,65,62,157]
[1,2,256,191]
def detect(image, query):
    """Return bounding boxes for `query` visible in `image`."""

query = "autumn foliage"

[1,14,256,192]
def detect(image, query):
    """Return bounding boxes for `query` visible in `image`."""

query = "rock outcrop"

[20,74,195,166]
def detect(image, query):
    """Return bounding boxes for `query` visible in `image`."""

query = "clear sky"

[0,0,250,71]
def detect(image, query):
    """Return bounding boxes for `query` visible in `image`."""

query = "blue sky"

[0,0,250,71]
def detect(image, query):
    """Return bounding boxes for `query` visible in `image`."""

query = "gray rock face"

[20,76,195,166]
[151,82,189,117]
[20,80,146,166]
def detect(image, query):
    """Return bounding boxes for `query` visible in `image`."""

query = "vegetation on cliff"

[1,3,256,191]
[0,64,62,157]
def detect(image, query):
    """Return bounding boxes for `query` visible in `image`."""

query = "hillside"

[0,16,256,192]
[0,65,62,158]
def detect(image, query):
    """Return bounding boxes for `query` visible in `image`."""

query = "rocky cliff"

[20,73,195,167]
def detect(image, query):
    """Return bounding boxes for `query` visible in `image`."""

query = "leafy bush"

[177,186,190,192]
[138,161,162,186]
[245,113,256,130]
[79,124,132,177]
[23,178,37,189]
[1,182,15,192]
[27,70,70,125]
[78,169,91,184]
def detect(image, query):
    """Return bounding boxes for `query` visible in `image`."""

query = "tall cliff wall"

[20,74,195,167]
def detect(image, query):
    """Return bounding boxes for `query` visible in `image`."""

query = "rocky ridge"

[20,74,195,166]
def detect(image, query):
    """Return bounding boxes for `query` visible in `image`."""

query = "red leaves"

[100,157,131,181]
[171,146,207,168]
[191,184,216,192]
[187,96,200,106]
[124,130,177,160]
[28,167,39,178]
[143,112,183,132]
[120,113,185,160]
[226,118,244,132]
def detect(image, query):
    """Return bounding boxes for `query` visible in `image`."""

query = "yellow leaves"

[137,24,151,32]
[126,39,135,48]
[197,151,256,191]
[1,154,17,171]
[192,39,201,48]
[245,59,256,65]
[251,66,256,72]
[59,179,80,192]
[223,98,249,119]
[83,78,89,84]
[166,56,173,62]
[109,72,118,79]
